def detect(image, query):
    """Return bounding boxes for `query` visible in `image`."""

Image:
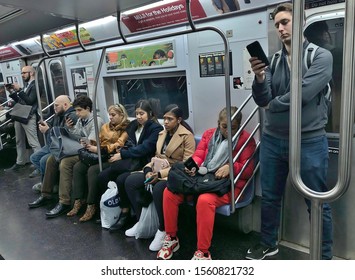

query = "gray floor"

[0,147,309,260]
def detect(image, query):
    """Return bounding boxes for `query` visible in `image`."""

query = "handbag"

[167,162,231,196]
[151,157,170,173]
[48,126,83,161]
[9,103,33,124]
[78,147,109,166]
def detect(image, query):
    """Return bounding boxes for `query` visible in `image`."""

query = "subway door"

[281,17,355,259]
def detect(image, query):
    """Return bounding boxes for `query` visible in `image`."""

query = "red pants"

[163,188,239,252]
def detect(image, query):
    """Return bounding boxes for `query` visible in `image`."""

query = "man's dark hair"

[72,95,93,112]
[271,2,293,20]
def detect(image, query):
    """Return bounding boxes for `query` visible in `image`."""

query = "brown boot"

[79,204,96,222]
[67,199,83,217]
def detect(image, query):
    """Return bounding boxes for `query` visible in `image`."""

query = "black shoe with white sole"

[245,244,279,260]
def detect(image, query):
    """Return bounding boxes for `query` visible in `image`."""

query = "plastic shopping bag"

[135,201,159,239]
[100,181,121,229]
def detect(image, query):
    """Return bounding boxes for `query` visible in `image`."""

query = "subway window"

[116,75,189,119]
[49,60,66,98]
[304,18,344,134]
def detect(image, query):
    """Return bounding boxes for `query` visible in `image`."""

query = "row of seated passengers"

[27,94,256,260]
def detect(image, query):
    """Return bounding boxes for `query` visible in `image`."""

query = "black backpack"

[167,162,231,197]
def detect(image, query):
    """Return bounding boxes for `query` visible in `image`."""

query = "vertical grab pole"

[290,1,355,259]
[92,47,107,172]
[185,0,234,212]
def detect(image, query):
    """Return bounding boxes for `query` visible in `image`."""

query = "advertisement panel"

[106,42,175,72]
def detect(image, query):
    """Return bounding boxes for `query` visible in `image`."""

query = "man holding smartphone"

[246,3,333,260]
[4,66,41,172]
[28,95,77,190]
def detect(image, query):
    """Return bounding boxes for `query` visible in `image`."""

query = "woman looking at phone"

[99,99,163,229]
[157,106,256,260]
[67,104,130,222]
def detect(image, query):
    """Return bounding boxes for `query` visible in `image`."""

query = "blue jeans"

[260,133,333,259]
[30,145,51,181]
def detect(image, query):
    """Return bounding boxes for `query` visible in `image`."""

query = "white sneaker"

[149,230,166,251]
[125,222,139,237]
[32,182,42,193]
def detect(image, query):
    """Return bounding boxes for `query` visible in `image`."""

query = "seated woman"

[124,104,195,250]
[98,99,163,230]
[157,106,256,260]
[67,104,130,222]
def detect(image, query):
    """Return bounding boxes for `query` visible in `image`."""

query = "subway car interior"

[0,0,354,261]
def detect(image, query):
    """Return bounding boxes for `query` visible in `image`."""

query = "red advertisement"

[0,47,21,60]
[122,0,207,33]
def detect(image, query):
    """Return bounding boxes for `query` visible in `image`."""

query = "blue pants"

[30,145,51,181]
[260,133,333,259]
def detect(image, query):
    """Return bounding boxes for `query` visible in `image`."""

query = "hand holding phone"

[80,137,90,145]
[5,83,13,89]
[246,41,269,66]
[184,157,199,172]
[144,177,153,184]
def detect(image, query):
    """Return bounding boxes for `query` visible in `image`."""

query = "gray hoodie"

[252,40,333,139]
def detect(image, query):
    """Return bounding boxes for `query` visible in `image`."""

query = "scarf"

[202,128,239,173]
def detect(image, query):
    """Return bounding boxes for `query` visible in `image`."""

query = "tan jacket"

[145,124,195,179]
[99,122,128,154]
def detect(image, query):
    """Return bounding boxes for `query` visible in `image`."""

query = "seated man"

[157,106,256,260]
[28,95,104,218]
[29,95,78,189]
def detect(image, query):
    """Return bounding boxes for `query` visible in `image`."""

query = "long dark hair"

[135,98,160,123]
[164,104,194,134]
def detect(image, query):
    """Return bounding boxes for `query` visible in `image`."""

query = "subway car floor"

[0,147,309,260]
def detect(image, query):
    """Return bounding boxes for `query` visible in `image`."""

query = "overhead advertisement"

[0,47,21,60]
[37,27,95,51]
[121,0,207,33]
[121,0,269,33]
[106,42,175,72]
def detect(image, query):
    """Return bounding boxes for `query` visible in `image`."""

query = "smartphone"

[246,41,270,66]
[184,157,199,172]
[144,177,153,184]
[81,137,90,144]
[5,83,13,89]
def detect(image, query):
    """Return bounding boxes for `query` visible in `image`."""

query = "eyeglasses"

[21,71,30,75]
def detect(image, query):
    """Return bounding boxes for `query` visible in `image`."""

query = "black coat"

[120,119,163,167]
[9,81,38,116]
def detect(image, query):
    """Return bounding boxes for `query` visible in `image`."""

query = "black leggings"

[125,172,167,231]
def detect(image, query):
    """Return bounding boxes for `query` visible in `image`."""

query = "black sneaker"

[245,244,279,260]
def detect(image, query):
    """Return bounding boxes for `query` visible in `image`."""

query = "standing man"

[246,3,333,260]
[29,95,78,191]
[4,66,41,171]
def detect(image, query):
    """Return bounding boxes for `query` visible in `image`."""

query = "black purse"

[9,103,33,124]
[78,148,109,166]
